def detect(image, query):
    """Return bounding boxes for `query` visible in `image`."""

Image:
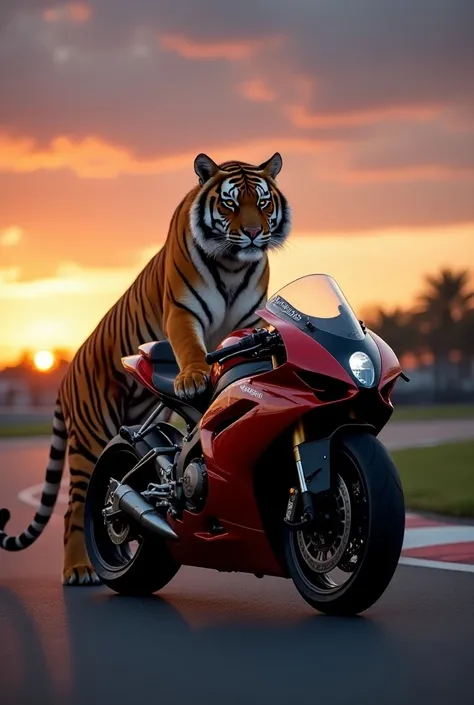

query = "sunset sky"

[1,0,473,368]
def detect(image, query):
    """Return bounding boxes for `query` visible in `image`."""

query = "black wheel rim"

[86,448,149,574]
[289,449,369,595]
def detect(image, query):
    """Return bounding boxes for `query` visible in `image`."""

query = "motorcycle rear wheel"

[284,431,405,616]
[84,435,180,596]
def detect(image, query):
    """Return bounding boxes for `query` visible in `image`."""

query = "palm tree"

[364,307,419,360]
[460,309,474,353]
[455,308,474,379]
[417,268,474,325]
[414,268,474,395]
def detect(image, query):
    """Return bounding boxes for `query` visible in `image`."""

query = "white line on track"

[17,479,69,508]
[399,557,474,573]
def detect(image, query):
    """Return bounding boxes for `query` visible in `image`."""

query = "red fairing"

[167,361,319,577]
[209,327,255,385]
[368,330,403,388]
[258,308,357,386]
[121,298,401,579]
[121,354,157,396]
[166,311,360,578]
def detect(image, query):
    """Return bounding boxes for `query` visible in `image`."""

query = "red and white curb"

[15,481,474,574]
[400,512,474,573]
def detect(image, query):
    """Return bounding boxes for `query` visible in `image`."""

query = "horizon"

[1,1,473,368]
[1,257,472,373]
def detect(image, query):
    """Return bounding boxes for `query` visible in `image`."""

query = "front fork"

[284,419,318,531]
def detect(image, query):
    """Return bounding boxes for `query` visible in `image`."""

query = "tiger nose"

[243,227,262,240]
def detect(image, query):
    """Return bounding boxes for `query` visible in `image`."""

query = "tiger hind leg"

[62,444,101,586]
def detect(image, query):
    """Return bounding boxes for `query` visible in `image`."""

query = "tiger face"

[189,153,292,263]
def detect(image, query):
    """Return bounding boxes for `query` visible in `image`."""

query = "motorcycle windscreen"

[265,273,365,342]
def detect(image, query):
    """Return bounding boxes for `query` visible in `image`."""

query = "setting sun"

[33,350,55,372]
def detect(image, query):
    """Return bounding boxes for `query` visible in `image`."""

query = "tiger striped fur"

[0,151,291,585]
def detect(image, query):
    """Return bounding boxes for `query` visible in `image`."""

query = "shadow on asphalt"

[0,585,57,705]
[1,580,407,705]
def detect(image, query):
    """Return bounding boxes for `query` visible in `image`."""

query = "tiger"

[0,151,292,585]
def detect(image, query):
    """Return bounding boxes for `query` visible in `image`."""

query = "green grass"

[391,439,474,518]
[392,404,474,422]
[0,422,52,437]
[0,414,187,438]
[0,405,473,438]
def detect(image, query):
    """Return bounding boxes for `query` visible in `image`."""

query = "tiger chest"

[184,251,267,351]
[180,282,260,352]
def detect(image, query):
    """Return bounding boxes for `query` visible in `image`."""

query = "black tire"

[84,434,180,596]
[284,431,405,616]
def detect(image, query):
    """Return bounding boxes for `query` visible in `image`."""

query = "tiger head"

[189,153,291,263]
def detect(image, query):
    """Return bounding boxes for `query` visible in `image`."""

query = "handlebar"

[205,329,281,365]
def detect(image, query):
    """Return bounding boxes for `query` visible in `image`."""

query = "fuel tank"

[209,328,255,386]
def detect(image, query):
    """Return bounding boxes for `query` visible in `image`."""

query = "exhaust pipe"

[114,484,178,541]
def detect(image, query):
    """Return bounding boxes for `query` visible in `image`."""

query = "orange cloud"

[239,79,276,102]
[0,134,189,179]
[2,224,473,368]
[0,249,163,365]
[0,226,23,247]
[0,132,327,179]
[68,2,92,23]
[42,8,58,22]
[159,33,283,61]
[43,2,92,24]
[287,103,442,129]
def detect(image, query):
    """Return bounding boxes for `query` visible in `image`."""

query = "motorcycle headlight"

[349,351,375,387]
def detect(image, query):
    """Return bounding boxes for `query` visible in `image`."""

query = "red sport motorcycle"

[84,273,408,615]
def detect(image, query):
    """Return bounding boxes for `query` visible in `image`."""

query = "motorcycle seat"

[148,341,272,417]
[138,340,175,363]
[149,341,211,414]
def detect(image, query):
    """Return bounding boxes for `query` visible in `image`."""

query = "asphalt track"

[1,423,474,705]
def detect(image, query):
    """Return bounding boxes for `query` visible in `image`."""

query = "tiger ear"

[194,153,220,186]
[258,152,283,179]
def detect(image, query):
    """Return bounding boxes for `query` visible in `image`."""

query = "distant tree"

[53,348,73,364]
[414,268,474,393]
[459,309,474,354]
[417,268,474,324]
[364,306,419,360]
[455,308,474,378]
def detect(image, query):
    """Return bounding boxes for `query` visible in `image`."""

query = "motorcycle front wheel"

[84,434,180,596]
[284,431,405,616]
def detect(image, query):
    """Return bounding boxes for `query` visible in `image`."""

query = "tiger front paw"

[174,363,210,399]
